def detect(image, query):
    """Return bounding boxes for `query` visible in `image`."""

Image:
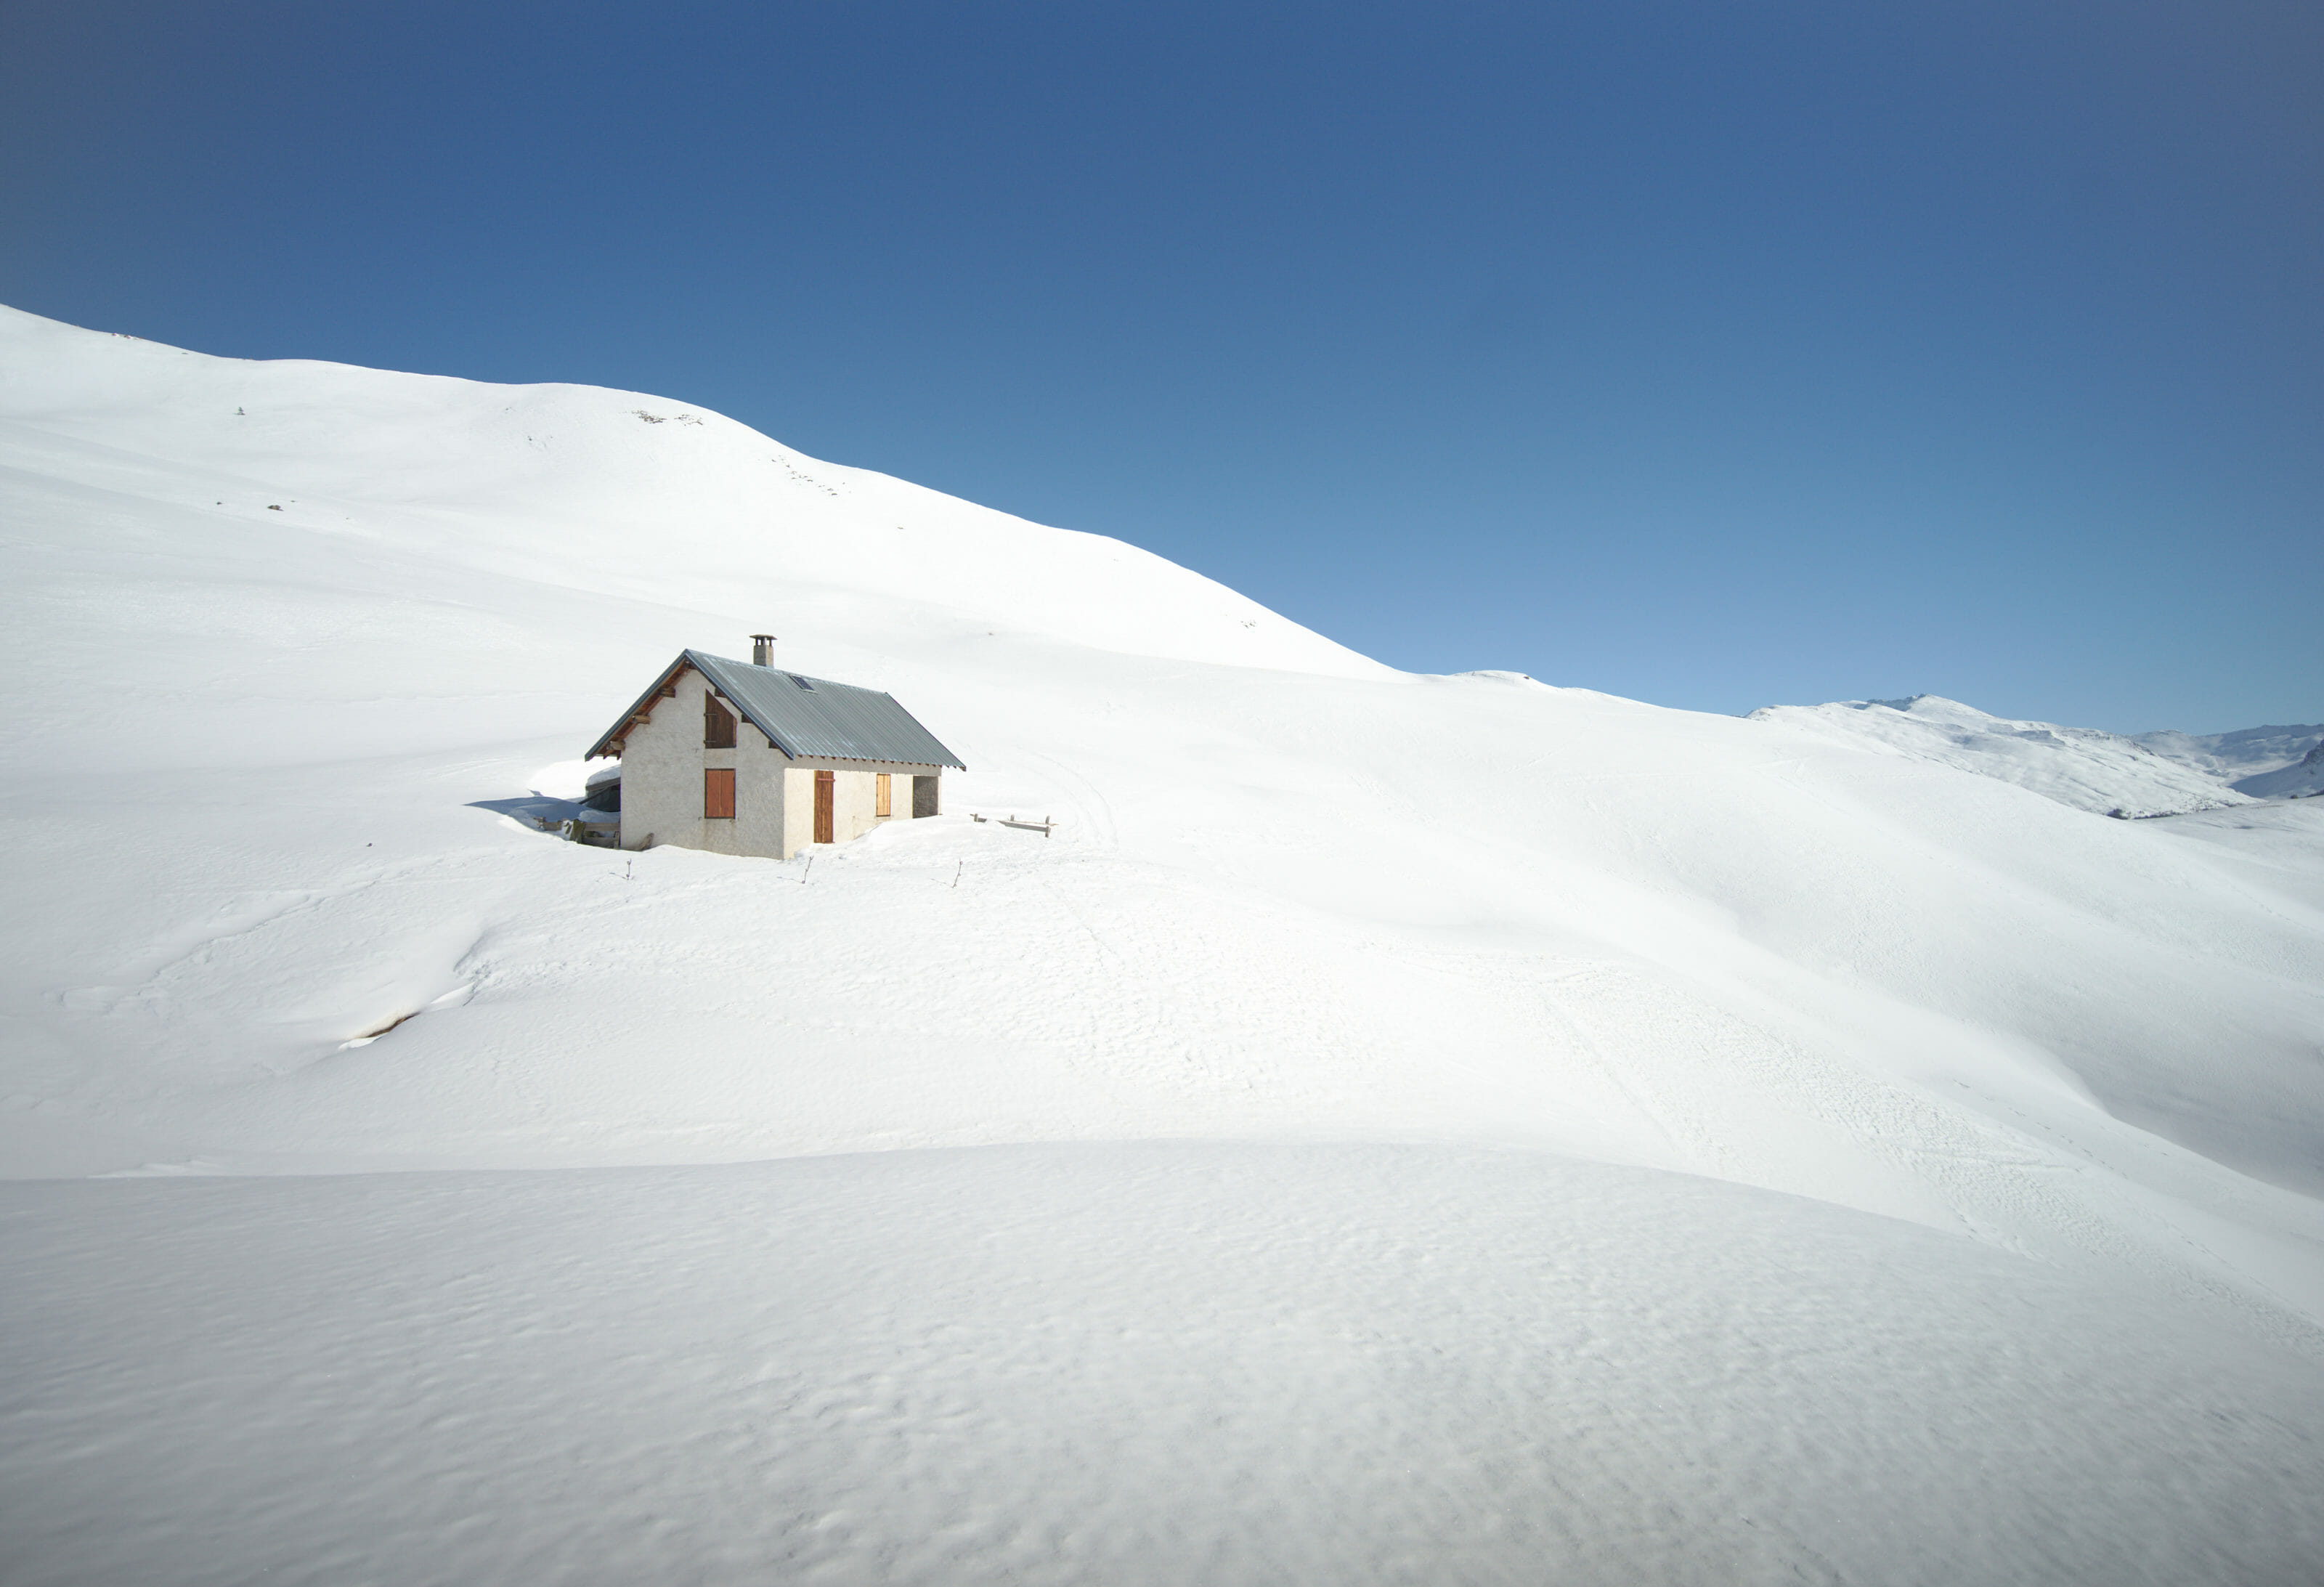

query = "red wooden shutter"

[704,768,736,819]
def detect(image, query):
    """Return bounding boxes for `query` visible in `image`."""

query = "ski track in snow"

[3,304,2322,1583]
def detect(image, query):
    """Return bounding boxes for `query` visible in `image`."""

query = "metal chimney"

[750,633,776,667]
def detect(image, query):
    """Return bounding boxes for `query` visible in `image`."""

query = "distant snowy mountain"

[1745,694,2253,818]
[2237,738,2324,800]
[2134,723,2324,788]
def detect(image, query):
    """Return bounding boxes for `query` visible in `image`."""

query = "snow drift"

[10,1145,2321,1587]
[4,305,2320,1584]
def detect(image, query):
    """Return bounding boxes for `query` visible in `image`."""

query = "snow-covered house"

[585,637,963,859]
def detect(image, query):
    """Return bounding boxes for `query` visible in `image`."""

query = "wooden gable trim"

[632,661,691,722]
[585,657,695,760]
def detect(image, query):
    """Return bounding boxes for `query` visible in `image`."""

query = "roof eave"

[588,649,966,770]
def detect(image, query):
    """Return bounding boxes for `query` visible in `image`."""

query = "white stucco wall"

[614,663,945,860]
[781,765,814,859]
[780,762,925,852]
[616,667,712,855]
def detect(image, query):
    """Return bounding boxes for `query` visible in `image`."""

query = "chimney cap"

[749,633,777,667]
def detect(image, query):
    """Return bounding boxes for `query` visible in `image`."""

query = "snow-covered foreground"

[4,304,2323,1580]
[7,1145,2322,1587]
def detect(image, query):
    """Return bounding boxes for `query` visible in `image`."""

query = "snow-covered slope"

[1747,693,2255,818]
[5,305,2322,1583]
[2136,721,2324,786]
[2238,738,2324,800]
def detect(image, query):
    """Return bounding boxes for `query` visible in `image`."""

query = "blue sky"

[4,1,2317,732]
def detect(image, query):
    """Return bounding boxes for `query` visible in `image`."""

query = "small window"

[704,694,736,749]
[704,768,735,819]
[790,675,816,691]
[875,773,892,818]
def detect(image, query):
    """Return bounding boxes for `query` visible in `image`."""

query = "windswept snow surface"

[1747,693,2256,818]
[7,1147,2322,1587]
[5,305,2323,1583]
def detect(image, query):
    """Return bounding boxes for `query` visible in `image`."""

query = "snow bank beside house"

[525,759,593,800]
[1747,694,2254,818]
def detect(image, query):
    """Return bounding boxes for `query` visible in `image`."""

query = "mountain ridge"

[1745,692,2259,819]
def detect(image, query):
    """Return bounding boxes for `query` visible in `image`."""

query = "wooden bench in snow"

[973,813,1057,836]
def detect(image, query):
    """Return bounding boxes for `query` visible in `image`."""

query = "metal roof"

[588,651,964,768]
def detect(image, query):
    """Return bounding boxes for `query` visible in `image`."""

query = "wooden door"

[875,773,892,818]
[813,769,834,843]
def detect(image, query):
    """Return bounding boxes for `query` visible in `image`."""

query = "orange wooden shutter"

[704,768,736,819]
[875,774,892,817]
